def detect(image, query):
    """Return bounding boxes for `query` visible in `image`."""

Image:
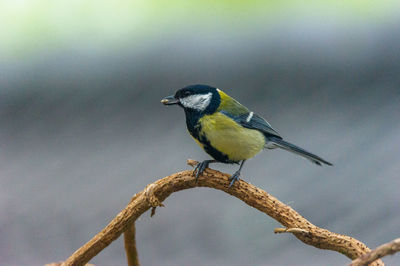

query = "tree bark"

[61,160,384,266]
[350,238,400,266]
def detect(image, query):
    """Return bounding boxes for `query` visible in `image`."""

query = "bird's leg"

[228,160,246,187]
[193,160,217,181]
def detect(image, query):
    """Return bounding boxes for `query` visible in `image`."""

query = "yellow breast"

[198,113,265,161]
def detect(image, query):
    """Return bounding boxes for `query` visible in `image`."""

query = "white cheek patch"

[180,93,212,111]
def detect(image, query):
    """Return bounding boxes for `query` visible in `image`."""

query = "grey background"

[1,14,400,266]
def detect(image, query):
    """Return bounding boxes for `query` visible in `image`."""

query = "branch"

[61,159,383,266]
[124,222,139,266]
[350,238,400,266]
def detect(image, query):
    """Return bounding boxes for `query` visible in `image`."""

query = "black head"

[161,84,221,114]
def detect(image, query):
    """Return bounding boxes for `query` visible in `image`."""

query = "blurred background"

[1,1,400,265]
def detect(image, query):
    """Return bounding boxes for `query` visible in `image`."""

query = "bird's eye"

[184,91,191,96]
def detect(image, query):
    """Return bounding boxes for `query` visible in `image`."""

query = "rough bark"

[350,238,400,266]
[61,160,384,266]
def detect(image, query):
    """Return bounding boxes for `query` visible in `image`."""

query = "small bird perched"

[161,84,332,187]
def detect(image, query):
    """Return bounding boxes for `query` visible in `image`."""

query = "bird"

[161,84,332,187]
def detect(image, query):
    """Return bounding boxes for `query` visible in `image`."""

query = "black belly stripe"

[185,111,236,164]
[198,133,236,163]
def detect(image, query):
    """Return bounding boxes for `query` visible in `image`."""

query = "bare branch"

[46,263,94,266]
[61,160,384,266]
[274,227,309,234]
[124,222,140,266]
[350,238,400,266]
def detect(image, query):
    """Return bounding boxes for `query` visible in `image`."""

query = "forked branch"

[350,238,400,266]
[61,160,384,266]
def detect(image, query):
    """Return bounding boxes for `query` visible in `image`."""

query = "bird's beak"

[161,95,179,105]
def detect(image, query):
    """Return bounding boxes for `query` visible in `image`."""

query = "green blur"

[0,0,398,58]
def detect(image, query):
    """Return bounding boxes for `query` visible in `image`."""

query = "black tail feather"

[268,137,332,166]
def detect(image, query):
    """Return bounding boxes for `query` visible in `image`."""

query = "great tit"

[161,84,332,187]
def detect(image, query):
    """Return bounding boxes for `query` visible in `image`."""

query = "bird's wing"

[220,110,282,139]
[216,89,281,138]
[216,89,250,116]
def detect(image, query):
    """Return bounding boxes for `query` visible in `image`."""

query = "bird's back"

[216,89,249,116]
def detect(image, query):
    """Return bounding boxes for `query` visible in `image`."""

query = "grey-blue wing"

[220,111,282,139]
[219,110,332,165]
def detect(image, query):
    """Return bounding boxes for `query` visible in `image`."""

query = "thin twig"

[350,238,400,266]
[124,223,140,266]
[61,160,384,266]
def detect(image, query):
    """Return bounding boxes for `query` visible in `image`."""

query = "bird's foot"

[193,160,211,181]
[228,170,241,188]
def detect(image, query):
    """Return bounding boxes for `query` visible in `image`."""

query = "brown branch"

[124,222,140,266]
[274,227,309,234]
[61,159,384,266]
[46,263,94,266]
[350,238,400,266]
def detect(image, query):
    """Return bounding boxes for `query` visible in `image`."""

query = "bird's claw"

[193,161,210,181]
[228,171,241,188]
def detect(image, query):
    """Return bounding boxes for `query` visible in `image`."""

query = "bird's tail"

[267,137,332,166]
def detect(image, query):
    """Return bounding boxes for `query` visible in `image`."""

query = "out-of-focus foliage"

[1,0,399,58]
